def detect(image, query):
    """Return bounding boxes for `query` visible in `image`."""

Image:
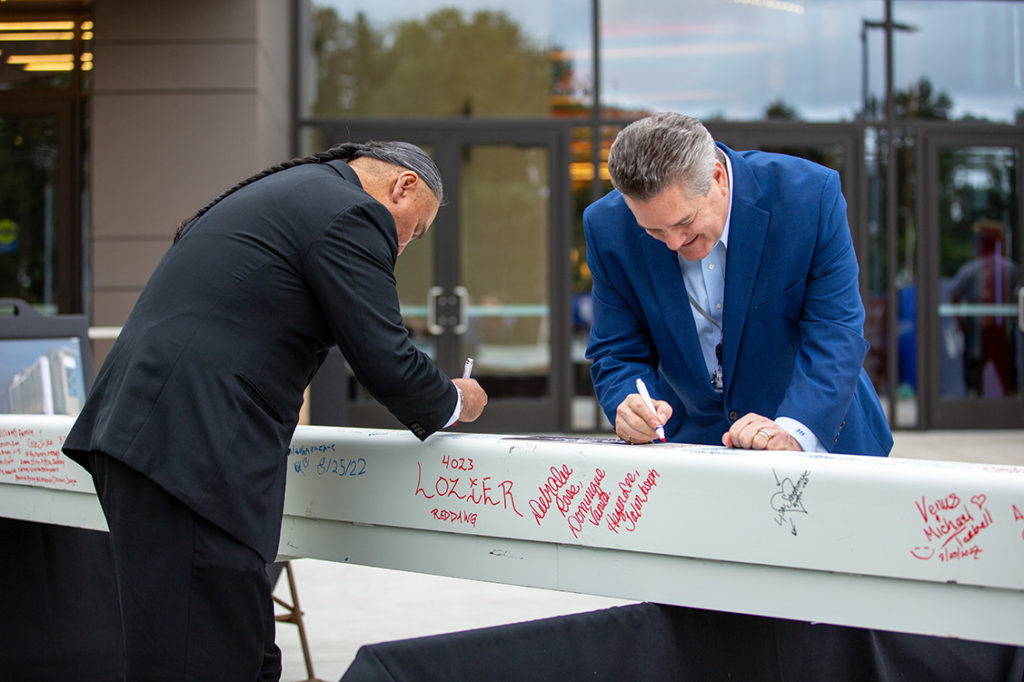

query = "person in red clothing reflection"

[949,219,1021,397]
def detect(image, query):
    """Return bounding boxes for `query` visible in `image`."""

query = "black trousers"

[89,452,281,681]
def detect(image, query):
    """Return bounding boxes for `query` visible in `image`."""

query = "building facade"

[2,0,1021,432]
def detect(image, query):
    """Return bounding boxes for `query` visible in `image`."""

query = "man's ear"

[712,160,728,190]
[390,171,419,203]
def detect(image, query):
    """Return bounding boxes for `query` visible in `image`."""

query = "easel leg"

[273,560,320,682]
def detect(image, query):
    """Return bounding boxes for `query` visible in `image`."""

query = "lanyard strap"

[686,292,722,332]
[687,292,724,392]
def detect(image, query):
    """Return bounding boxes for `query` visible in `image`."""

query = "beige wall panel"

[95,44,257,92]
[87,338,116,374]
[257,97,291,168]
[90,290,143,328]
[256,89,290,165]
[255,55,290,156]
[256,0,293,165]
[89,0,293,334]
[257,0,291,83]
[91,93,261,239]
[95,0,255,43]
[91,239,169,289]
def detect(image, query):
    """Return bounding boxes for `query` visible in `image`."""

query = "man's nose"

[663,229,688,251]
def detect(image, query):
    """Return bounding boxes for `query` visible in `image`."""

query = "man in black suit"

[63,141,487,680]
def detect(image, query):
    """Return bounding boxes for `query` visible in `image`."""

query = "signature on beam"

[770,469,810,536]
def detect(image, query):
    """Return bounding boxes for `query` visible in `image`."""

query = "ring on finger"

[756,428,772,446]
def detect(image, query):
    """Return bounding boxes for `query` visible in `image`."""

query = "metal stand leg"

[273,560,323,682]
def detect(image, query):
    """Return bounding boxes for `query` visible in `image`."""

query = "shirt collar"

[719,150,733,250]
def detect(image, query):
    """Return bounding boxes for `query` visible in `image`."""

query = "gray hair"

[174,139,446,243]
[342,140,446,206]
[607,113,721,201]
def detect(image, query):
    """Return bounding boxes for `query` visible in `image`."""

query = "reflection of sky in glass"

[315,1,591,65]
[894,2,1023,122]
[2,339,63,384]
[316,0,594,105]
[600,0,880,121]
[0,337,84,413]
[319,0,585,39]
[314,0,1023,123]
[601,0,1022,121]
[0,338,80,385]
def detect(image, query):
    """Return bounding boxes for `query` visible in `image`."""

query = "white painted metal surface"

[3,414,1023,646]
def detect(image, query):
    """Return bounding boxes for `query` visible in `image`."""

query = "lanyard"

[687,292,724,393]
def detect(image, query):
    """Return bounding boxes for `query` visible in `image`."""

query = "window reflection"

[599,0,877,122]
[308,1,1023,124]
[300,0,1024,432]
[894,1,1024,123]
[308,1,590,118]
[460,145,551,397]
[938,147,1021,400]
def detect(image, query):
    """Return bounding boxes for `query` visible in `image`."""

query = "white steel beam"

[2,415,1023,645]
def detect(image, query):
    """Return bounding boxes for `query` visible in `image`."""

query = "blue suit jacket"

[584,145,892,457]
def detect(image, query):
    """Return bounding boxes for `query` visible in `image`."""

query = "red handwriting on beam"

[566,468,609,539]
[415,462,523,517]
[914,493,960,523]
[606,469,660,534]
[527,464,577,526]
[909,491,993,563]
[430,508,478,527]
[1,428,79,488]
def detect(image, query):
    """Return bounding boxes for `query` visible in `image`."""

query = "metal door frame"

[919,126,1024,428]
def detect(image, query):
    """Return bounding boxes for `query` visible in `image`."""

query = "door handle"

[426,286,444,335]
[453,286,469,335]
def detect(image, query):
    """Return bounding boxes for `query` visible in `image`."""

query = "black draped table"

[341,602,1024,682]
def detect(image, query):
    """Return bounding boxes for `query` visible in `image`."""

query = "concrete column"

[89,0,292,360]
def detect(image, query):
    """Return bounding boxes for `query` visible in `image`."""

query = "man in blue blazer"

[585,113,891,457]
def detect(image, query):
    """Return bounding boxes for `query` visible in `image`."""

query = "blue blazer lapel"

[640,231,713,390]
[721,149,770,396]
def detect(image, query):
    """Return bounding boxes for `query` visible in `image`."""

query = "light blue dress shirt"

[678,155,824,453]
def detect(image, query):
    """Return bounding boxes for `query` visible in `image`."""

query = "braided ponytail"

[173,141,443,243]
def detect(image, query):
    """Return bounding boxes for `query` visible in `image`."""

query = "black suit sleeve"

[303,200,457,438]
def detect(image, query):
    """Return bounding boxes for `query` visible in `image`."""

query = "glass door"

[922,133,1022,428]
[310,122,571,433]
[455,143,554,411]
[0,101,77,313]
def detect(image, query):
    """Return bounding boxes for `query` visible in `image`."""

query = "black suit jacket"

[64,160,457,561]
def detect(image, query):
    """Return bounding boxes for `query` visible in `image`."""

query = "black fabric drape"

[0,518,123,681]
[341,602,1024,682]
